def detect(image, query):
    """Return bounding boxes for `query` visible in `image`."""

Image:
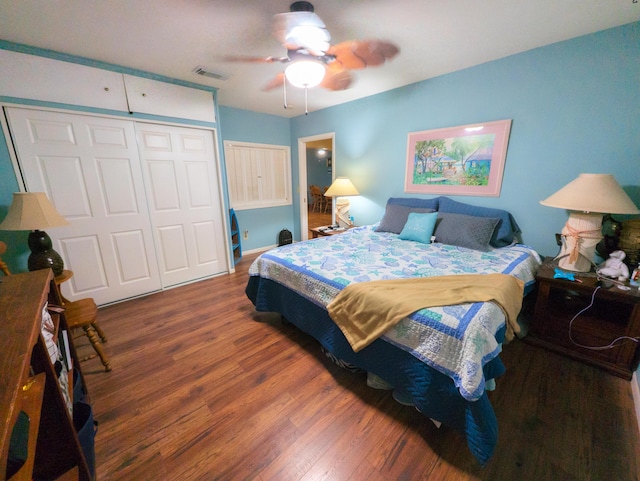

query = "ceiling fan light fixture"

[285,60,326,88]
[286,25,331,52]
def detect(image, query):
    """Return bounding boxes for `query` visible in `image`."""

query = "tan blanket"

[327,274,525,352]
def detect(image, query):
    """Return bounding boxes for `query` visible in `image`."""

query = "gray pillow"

[438,196,520,247]
[434,212,500,251]
[375,204,435,234]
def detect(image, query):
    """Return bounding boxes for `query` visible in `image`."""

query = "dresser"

[0,270,94,480]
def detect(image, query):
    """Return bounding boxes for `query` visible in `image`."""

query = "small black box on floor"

[278,228,292,246]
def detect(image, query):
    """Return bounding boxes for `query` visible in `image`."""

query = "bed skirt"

[246,275,504,466]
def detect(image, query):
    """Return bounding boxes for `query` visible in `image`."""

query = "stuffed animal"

[597,250,630,281]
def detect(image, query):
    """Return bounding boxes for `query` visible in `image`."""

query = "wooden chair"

[310,185,329,213]
[309,185,320,212]
[0,242,111,371]
[54,270,112,372]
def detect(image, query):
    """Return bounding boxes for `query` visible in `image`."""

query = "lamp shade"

[324,177,360,197]
[0,192,69,230]
[540,174,639,214]
[0,192,69,275]
[285,60,326,88]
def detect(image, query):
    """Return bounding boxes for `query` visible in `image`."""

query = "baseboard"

[242,245,276,255]
[633,371,640,437]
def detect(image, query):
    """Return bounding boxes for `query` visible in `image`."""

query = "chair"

[54,270,112,372]
[310,185,329,213]
[0,242,111,371]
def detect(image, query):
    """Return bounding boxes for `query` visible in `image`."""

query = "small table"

[526,257,640,379]
[310,225,352,238]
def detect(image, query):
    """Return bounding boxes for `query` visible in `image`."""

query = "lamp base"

[557,212,603,272]
[335,198,352,229]
[27,230,65,276]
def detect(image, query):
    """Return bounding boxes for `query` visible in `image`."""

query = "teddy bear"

[597,250,630,281]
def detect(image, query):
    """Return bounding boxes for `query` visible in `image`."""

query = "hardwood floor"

[81,252,640,481]
[308,207,332,231]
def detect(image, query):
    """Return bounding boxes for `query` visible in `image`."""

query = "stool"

[55,270,112,372]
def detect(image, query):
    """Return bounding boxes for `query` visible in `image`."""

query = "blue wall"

[286,21,640,392]
[288,22,640,256]
[0,131,26,274]
[306,148,332,191]
[218,106,293,252]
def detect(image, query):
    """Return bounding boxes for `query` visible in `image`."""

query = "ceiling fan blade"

[262,72,286,92]
[320,63,352,91]
[329,40,399,70]
[223,55,286,64]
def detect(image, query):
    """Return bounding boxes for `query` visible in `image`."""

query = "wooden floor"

[81,252,640,481]
[308,208,332,231]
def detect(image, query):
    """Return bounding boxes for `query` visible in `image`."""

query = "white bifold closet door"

[135,122,227,288]
[6,107,227,305]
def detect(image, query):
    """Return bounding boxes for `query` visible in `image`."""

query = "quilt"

[248,225,541,401]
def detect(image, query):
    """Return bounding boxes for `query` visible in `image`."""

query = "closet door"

[5,107,161,305]
[136,123,227,287]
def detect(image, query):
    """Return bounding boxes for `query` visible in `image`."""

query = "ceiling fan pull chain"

[304,86,309,115]
[283,75,288,110]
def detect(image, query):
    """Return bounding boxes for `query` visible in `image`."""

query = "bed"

[245,196,542,465]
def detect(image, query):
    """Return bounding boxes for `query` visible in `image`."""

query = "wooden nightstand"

[309,225,352,238]
[526,257,640,379]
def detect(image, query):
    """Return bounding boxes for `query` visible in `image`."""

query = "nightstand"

[526,257,640,379]
[310,225,352,238]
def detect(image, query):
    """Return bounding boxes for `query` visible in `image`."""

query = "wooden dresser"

[0,269,94,481]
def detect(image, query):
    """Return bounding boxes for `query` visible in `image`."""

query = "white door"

[6,107,161,305]
[136,123,227,287]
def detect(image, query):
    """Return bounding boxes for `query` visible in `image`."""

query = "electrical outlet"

[243,230,248,240]
[555,233,562,246]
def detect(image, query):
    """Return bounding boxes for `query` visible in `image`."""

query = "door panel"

[6,108,161,305]
[59,235,107,291]
[111,230,154,282]
[136,123,227,287]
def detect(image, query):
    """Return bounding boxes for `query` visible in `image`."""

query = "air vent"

[193,66,227,80]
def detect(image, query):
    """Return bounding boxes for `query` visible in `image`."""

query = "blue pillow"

[438,196,520,247]
[387,197,440,211]
[399,212,439,244]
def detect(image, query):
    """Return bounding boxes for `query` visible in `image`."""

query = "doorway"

[297,133,334,241]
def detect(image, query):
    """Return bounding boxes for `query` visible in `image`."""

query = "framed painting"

[404,119,512,196]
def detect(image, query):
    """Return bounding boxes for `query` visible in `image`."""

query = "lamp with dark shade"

[0,192,69,276]
[324,177,360,228]
[540,174,639,272]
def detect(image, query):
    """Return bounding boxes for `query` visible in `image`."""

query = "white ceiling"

[1,1,638,118]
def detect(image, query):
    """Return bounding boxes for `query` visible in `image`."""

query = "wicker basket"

[619,219,640,267]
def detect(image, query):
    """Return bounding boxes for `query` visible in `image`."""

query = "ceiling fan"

[226,1,399,93]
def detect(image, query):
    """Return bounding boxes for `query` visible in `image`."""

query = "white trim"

[632,371,640,437]
[223,140,292,211]
[242,245,277,255]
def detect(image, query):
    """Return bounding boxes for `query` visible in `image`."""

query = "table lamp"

[324,177,360,228]
[0,192,69,276]
[540,174,639,272]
